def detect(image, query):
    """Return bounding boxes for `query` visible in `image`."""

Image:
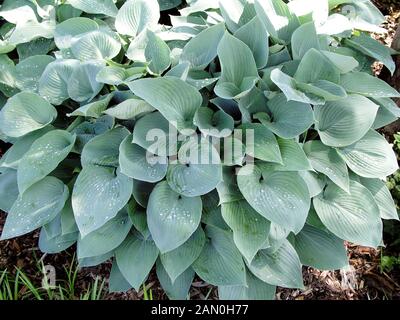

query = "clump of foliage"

[0,0,399,300]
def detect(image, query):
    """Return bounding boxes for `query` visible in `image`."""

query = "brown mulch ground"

[1,1,400,301]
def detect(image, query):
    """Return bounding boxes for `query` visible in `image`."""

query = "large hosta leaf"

[116,232,159,291]
[336,130,398,179]
[54,17,99,50]
[240,123,282,163]
[68,0,118,17]
[340,72,400,98]
[272,138,312,172]
[234,16,269,69]
[82,127,130,167]
[221,200,270,263]
[248,240,304,288]
[115,0,160,37]
[313,180,383,248]
[39,59,80,105]
[129,77,202,132]
[303,140,349,192]
[180,23,225,70]
[255,93,313,139]
[77,209,132,259]
[104,98,155,120]
[167,138,223,197]
[293,224,348,270]
[194,108,234,138]
[314,94,379,147]
[237,164,310,234]
[68,60,105,103]
[193,226,247,286]
[160,227,205,283]
[72,166,133,236]
[359,177,399,221]
[1,177,69,240]
[119,135,167,183]
[17,130,76,194]
[219,269,276,300]
[157,262,194,300]
[0,92,57,138]
[215,32,259,99]
[0,169,19,212]
[147,181,202,253]
[15,55,55,93]
[71,30,121,61]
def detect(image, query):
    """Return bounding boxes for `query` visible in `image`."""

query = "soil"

[1,0,400,301]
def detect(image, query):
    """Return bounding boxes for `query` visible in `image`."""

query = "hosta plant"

[0,0,400,300]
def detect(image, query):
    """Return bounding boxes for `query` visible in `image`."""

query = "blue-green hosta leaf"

[265,222,291,252]
[234,16,269,69]
[0,169,19,212]
[68,93,114,118]
[0,92,57,138]
[96,66,146,86]
[115,0,160,37]
[167,138,223,197]
[60,198,79,236]
[15,55,55,93]
[321,50,359,74]
[68,60,105,103]
[194,108,234,138]
[109,262,132,293]
[270,69,325,105]
[128,202,151,239]
[359,177,398,221]
[219,268,276,300]
[344,33,395,76]
[180,23,225,70]
[39,59,80,105]
[158,0,182,11]
[237,164,310,234]
[119,135,168,183]
[54,17,99,50]
[78,251,114,267]
[116,232,159,291]
[68,0,118,17]
[72,166,133,236]
[291,22,320,60]
[296,80,347,101]
[16,37,55,62]
[160,227,205,283]
[132,179,155,208]
[314,94,379,148]
[339,72,400,98]
[8,20,56,46]
[254,0,300,44]
[129,77,202,132]
[39,228,77,254]
[293,224,348,270]
[71,30,121,61]
[1,177,69,240]
[221,200,270,263]
[17,130,76,194]
[215,32,259,99]
[145,30,171,75]
[0,54,17,90]
[299,171,326,198]
[314,180,383,248]
[147,181,202,253]
[219,0,246,33]
[0,127,53,169]
[193,226,247,286]
[255,93,313,139]
[77,209,132,259]
[0,0,37,24]
[104,98,155,120]
[248,240,304,288]
[271,138,312,172]
[81,127,130,167]
[336,130,398,179]
[303,140,349,192]
[132,112,179,157]
[294,48,340,85]
[217,167,244,205]
[240,123,282,163]
[373,98,400,129]
[156,262,194,300]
